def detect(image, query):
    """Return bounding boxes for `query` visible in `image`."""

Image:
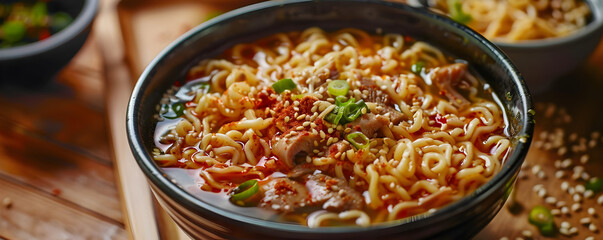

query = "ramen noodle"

[152,27,512,227]
[416,0,591,42]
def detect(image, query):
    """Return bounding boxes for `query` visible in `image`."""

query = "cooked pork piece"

[259,178,309,213]
[273,132,321,168]
[350,113,390,137]
[429,63,470,110]
[305,173,364,211]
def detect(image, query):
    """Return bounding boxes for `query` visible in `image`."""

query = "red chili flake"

[39,29,51,40]
[435,114,447,125]
[51,188,62,196]
[439,90,447,96]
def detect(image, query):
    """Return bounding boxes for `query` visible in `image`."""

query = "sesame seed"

[306,156,312,163]
[561,181,569,191]
[290,131,298,136]
[569,187,576,194]
[320,130,326,139]
[303,122,310,127]
[554,160,562,168]
[556,201,567,208]
[545,196,557,205]
[311,106,318,112]
[297,114,307,120]
[587,207,596,216]
[284,101,290,107]
[559,227,571,236]
[551,209,561,215]
[580,217,591,225]
[576,184,586,193]
[537,188,547,198]
[296,126,304,131]
[284,116,290,122]
[293,107,300,111]
[569,227,578,234]
[537,171,546,179]
[588,223,598,232]
[573,194,583,203]
[584,190,594,198]
[499,237,509,240]
[581,172,590,181]
[555,170,565,179]
[344,128,352,133]
[598,195,603,205]
[313,149,320,154]
[561,221,571,229]
[585,236,595,240]
[557,146,567,155]
[521,230,532,238]
[571,202,581,211]
[328,128,334,134]
[294,101,300,106]
[572,172,581,180]
[561,206,570,214]
[532,184,544,192]
[561,158,572,168]
[580,154,589,164]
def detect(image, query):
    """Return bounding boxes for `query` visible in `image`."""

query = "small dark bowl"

[127,0,535,239]
[0,0,98,86]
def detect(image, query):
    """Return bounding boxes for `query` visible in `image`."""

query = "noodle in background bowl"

[127,0,534,239]
[495,0,603,92]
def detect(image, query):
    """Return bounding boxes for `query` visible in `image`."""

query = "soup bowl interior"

[127,0,534,239]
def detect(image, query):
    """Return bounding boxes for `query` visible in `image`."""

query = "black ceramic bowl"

[127,1,534,239]
[0,0,98,85]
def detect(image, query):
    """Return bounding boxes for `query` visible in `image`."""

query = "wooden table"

[0,0,602,239]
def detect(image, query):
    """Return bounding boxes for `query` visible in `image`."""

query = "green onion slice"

[327,80,350,96]
[162,102,186,119]
[447,0,472,24]
[411,61,425,74]
[1,21,26,43]
[347,132,370,150]
[272,78,296,93]
[230,179,260,204]
[324,97,370,125]
[528,205,556,236]
[585,177,603,193]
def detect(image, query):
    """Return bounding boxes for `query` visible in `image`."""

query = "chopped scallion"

[230,179,260,206]
[447,0,472,24]
[411,61,425,74]
[528,205,556,236]
[347,132,370,150]
[328,80,350,96]
[272,78,296,93]
[585,177,603,193]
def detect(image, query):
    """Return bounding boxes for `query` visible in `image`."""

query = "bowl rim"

[127,0,535,235]
[0,0,99,60]
[495,0,603,48]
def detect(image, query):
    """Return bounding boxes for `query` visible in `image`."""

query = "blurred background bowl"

[0,0,98,86]
[495,0,603,92]
[127,0,534,239]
